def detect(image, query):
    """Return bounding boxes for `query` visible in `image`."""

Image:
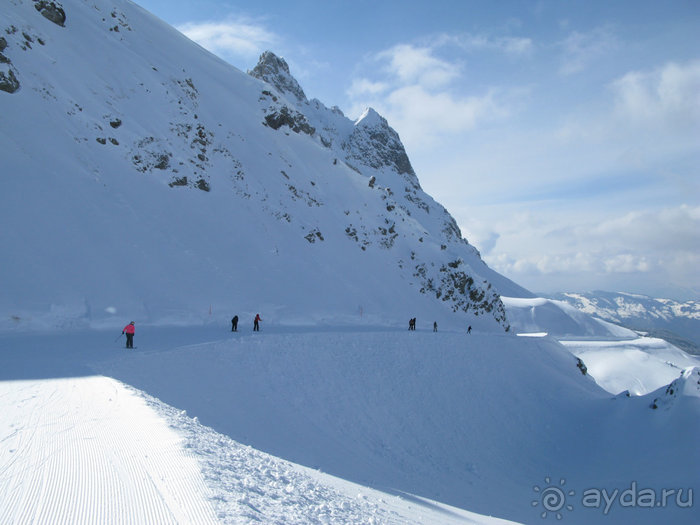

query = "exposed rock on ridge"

[250,51,307,103]
[248,50,512,328]
[34,0,67,27]
[346,108,419,188]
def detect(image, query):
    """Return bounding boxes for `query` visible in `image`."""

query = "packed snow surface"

[1,325,698,524]
[0,375,219,524]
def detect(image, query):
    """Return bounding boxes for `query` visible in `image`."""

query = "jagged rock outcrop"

[345,108,419,188]
[0,36,19,93]
[649,367,700,410]
[33,0,67,27]
[250,51,307,103]
[263,104,315,136]
[0,67,20,93]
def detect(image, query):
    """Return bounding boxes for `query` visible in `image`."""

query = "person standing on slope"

[231,315,238,332]
[253,313,262,332]
[122,321,135,349]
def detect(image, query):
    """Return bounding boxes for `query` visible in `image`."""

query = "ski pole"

[115,332,124,343]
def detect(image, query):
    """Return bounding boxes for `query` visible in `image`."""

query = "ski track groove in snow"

[0,376,219,525]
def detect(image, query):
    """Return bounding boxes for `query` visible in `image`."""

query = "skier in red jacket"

[122,321,135,348]
[253,314,262,332]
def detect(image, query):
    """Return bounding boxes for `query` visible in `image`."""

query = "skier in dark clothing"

[467,325,472,334]
[122,321,135,349]
[253,313,262,331]
[433,321,437,332]
[408,318,416,331]
[231,315,238,332]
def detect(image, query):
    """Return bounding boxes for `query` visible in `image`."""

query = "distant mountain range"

[545,291,700,352]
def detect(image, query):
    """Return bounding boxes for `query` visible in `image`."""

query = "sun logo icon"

[532,476,575,520]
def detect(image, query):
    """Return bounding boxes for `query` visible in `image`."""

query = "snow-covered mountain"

[2,2,699,524]
[501,295,700,396]
[1,0,530,332]
[501,296,638,338]
[546,291,700,352]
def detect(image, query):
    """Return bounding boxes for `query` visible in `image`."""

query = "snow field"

[0,375,218,524]
[141,385,517,524]
[1,325,698,524]
[560,337,700,395]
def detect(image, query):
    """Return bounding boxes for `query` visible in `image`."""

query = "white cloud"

[177,19,278,62]
[501,36,534,56]
[611,60,700,128]
[603,254,652,273]
[434,33,534,57]
[377,44,460,88]
[586,205,700,251]
[386,85,505,133]
[478,205,700,296]
[347,78,389,98]
[347,43,517,149]
[558,26,618,75]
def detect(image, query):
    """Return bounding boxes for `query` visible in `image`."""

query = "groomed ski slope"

[2,325,697,524]
[0,375,219,524]
[0,374,514,525]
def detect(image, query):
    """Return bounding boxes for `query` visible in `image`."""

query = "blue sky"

[137,0,699,300]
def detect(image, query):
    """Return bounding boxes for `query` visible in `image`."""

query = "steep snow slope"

[1,0,529,333]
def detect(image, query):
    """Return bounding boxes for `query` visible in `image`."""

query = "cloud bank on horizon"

[140,0,699,299]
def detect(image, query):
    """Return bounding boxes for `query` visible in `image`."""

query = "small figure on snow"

[433,321,438,332]
[408,318,416,331]
[231,315,238,332]
[467,325,472,334]
[122,321,135,349]
[253,313,262,332]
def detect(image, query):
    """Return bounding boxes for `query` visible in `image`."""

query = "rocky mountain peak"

[346,107,417,181]
[249,50,307,103]
[354,107,386,129]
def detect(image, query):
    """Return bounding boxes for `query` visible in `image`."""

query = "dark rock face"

[250,51,307,103]
[33,1,67,27]
[345,109,419,187]
[264,106,315,136]
[0,68,20,93]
